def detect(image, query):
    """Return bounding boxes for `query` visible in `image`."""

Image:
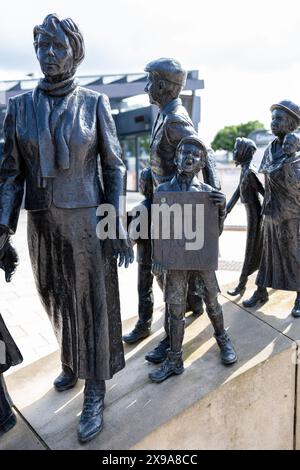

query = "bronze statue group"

[0,14,299,444]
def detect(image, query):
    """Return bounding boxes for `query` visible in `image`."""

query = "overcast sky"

[1,0,299,144]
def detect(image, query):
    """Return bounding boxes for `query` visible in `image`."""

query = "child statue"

[150,136,237,383]
[226,137,265,296]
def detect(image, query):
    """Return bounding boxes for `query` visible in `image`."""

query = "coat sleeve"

[97,94,126,216]
[0,98,25,234]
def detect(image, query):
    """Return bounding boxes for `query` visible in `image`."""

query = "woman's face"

[35,30,74,79]
[233,140,242,165]
[271,109,290,138]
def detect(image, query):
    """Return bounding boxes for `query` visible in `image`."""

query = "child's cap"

[176,136,207,159]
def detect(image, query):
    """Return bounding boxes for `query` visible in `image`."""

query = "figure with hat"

[243,100,300,317]
[149,136,237,383]
[0,13,133,443]
[131,58,221,364]
[0,240,22,436]
[226,137,265,296]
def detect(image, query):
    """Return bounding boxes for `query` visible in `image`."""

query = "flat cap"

[270,100,300,124]
[145,58,187,86]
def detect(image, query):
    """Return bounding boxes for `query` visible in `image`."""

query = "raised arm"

[226,186,240,214]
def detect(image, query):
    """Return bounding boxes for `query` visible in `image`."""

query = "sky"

[1,0,300,144]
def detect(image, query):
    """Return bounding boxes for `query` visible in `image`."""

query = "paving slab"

[223,274,300,341]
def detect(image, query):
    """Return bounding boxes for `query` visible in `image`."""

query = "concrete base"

[0,411,45,450]
[3,294,297,450]
[223,274,300,341]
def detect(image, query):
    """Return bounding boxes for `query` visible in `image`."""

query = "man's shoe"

[192,305,204,317]
[0,412,17,436]
[186,299,204,317]
[149,351,184,383]
[243,288,268,308]
[215,331,237,365]
[145,337,170,364]
[123,320,151,345]
[227,281,247,296]
[78,380,105,443]
[292,297,300,318]
[54,365,78,392]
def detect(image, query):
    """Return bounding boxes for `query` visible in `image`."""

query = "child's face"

[176,143,205,175]
[282,136,299,155]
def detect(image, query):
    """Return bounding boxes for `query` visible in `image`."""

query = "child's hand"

[152,261,165,276]
[209,191,226,210]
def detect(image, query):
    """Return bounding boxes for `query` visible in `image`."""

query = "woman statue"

[243,100,300,316]
[0,14,133,443]
[0,241,22,436]
[226,137,265,296]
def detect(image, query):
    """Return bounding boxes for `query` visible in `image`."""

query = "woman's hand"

[0,240,19,282]
[111,222,134,268]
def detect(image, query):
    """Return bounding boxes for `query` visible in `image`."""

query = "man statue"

[243,100,300,317]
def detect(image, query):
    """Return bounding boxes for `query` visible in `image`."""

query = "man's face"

[144,73,162,106]
[271,109,290,138]
[35,29,74,78]
[176,143,205,175]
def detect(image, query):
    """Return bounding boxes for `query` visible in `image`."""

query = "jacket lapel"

[150,113,165,148]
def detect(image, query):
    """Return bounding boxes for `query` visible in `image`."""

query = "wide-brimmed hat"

[270,100,300,124]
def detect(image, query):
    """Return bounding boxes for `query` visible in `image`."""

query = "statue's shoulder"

[77,87,111,109]
[77,86,105,100]
[8,90,32,106]
[165,105,191,125]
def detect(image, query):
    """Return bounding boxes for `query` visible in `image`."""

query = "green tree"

[211,120,265,152]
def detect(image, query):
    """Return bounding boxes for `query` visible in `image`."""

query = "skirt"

[0,314,23,374]
[256,216,300,292]
[27,205,125,380]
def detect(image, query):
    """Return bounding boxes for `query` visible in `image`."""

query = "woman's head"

[233,137,257,165]
[33,14,85,79]
[270,100,300,139]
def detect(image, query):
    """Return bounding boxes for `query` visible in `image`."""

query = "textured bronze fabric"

[27,205,124,380]
[0,314,23,374]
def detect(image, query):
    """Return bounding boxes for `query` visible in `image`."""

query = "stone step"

[4,294,298,450]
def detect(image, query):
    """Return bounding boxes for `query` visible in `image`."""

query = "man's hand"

[152,261,165,276]
[111,222,134,268]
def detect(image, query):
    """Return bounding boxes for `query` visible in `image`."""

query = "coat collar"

[161,97,182,116]
[169,175,201,190]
